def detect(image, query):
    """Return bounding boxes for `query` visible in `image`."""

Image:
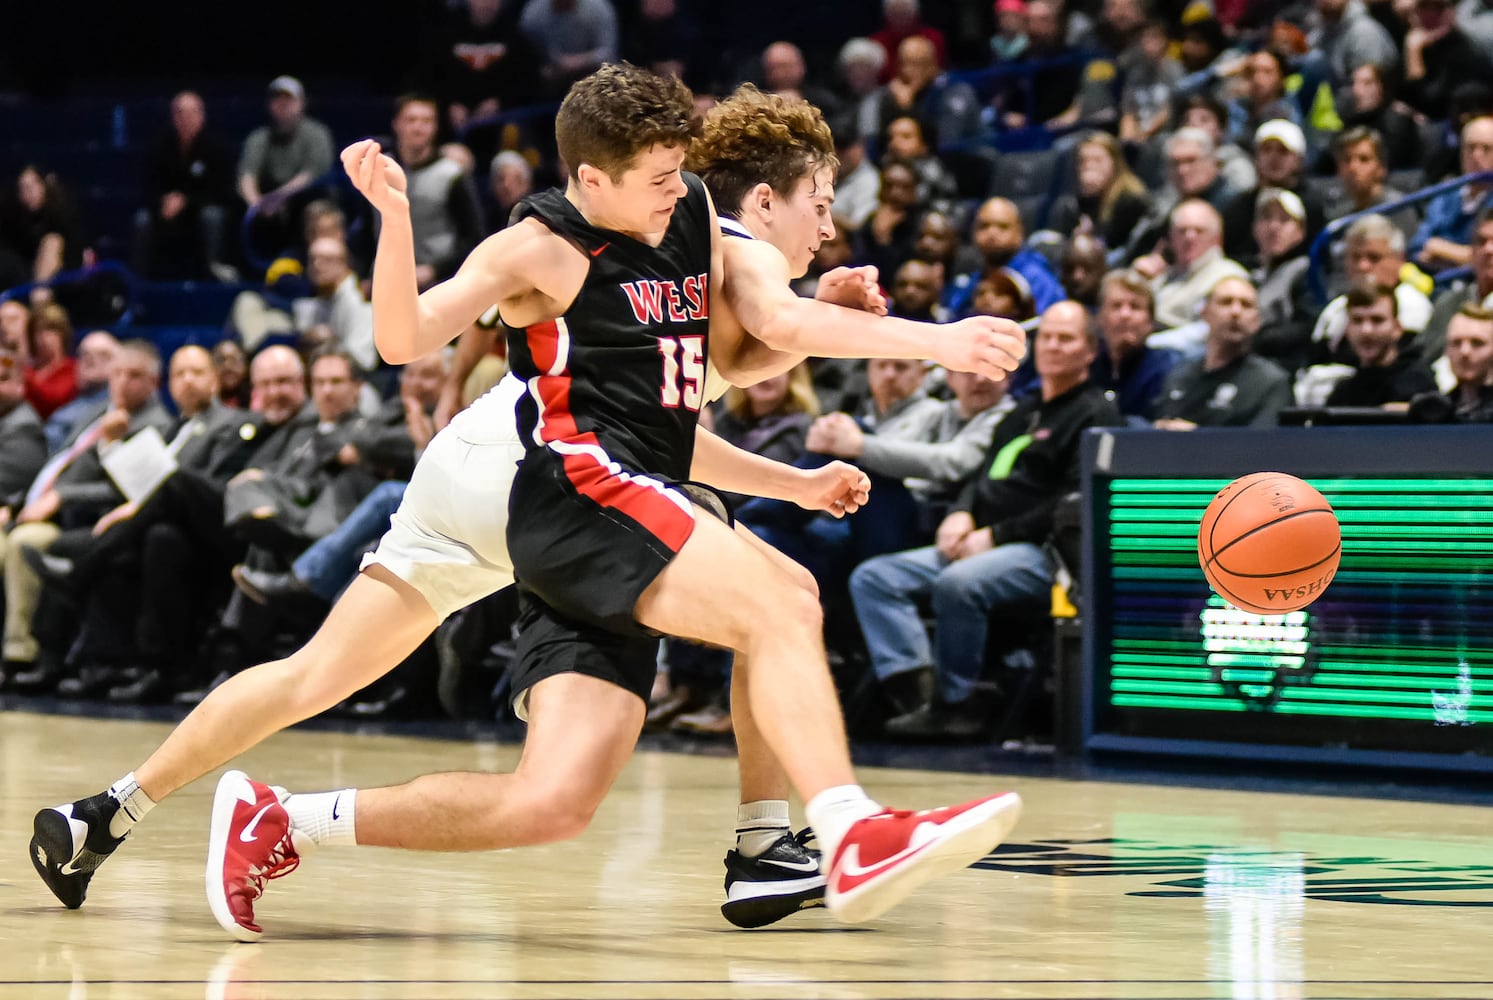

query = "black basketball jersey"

[505,173,713,483]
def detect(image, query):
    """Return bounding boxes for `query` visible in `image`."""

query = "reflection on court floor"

[0,711,1486,1000]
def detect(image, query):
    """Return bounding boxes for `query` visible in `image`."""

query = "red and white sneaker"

[825,791,1022,924]
[205,769,311,942]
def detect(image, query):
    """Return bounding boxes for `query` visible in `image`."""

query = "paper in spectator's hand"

[101,426,178,504]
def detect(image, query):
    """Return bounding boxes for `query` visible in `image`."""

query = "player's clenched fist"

[794,461,872,518]
[932,315,1028,382]
[341,139,409,215]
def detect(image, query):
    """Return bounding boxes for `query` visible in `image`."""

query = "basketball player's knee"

[527,785,604,842]
[771,581,823,635]
[281,654,350,716]
[784,560,819,601]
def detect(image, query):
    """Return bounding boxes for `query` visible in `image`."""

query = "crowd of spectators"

[6,0,1493,744]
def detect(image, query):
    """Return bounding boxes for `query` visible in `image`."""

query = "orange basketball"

[1197,472,1341,615]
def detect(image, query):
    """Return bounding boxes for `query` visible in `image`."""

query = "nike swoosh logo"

[239,803,275,843]
[589,243,609,257]
[833,828,938,892]
[331,794,342,821]
[57,814,90,875]
[758,857,820,873]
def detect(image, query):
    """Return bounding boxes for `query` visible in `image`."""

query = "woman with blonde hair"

[1048,132,1150,251]
[713,362,821,506]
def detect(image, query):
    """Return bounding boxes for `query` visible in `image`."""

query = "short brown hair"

[1345,280,1397,311]
[1335,126,1385,164]
[685,85,838,216]
[555,63,698,181]
[308,346,364,380]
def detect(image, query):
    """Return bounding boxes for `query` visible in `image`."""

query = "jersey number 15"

[658,335,704,411]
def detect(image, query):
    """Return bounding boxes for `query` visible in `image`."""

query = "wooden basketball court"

[1,710,1487,999]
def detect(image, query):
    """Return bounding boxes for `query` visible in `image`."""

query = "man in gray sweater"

[807,367,1014,555]
[738,361,1013,590]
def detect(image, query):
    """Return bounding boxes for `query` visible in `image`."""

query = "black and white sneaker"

[721,828,826,929]
[30,794,127,909]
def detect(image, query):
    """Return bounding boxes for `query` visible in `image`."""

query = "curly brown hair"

[554,63,699,182]
[685,84,839,217]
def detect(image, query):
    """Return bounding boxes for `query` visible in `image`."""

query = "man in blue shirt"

[943,197,1064,318]
[1412,115,1493,271]
[1089,270,1178,421]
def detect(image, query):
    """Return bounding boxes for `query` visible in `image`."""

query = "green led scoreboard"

[1080,428,1493,771]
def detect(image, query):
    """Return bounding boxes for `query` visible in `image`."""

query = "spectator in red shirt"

[23,303,77,420]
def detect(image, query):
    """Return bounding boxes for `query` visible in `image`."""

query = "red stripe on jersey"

[524,319,694,552]
[559,447,694,552]
[524,318,563,374]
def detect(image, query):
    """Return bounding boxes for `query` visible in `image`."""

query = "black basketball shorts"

[507,447,733,639]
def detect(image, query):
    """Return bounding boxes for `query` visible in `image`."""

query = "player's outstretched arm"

[691,425,869,517]
[343,139,553,365]
[719,238,1027,383]
[716,263,889,387]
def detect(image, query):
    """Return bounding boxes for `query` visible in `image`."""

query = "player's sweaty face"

[611,144,690,231]
[773,168,836,279]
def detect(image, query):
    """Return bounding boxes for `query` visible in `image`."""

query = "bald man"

[944,197,1064,319]
[1412,117,1493,271]
[1139,199,1249,331]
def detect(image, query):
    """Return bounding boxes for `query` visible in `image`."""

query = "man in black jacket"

[132,91,237,280]
[849,301,1121,738]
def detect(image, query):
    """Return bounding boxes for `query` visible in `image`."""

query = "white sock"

[106,773,157,839]
[283,789,358,847]
[805,785,881,861]
[735,799,791,857]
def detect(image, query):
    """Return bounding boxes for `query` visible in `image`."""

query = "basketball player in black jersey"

[28,66,1027,941]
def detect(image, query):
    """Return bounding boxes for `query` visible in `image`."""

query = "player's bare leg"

[136,566,441,800]
[729,532,817,806]
[719,650,828,927]
[206,672,642,940]
[633,513,1021,923]
[30,566,441,911]
[351,673,643,850]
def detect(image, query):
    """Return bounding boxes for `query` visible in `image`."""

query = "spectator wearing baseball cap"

[1226,51,1301,151]
[991,0,1030,62]
[238,75,336,261]
[1221,119,1326,269]
[1251,188,1321,375]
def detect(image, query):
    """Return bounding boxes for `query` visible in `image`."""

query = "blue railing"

[0,259,139,326]
[237,167,358,278]
[455,101,562,143]
[1307,170,1493,302]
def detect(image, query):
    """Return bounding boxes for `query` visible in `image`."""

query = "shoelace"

[792,827,820,855]
[244,834,300,900]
